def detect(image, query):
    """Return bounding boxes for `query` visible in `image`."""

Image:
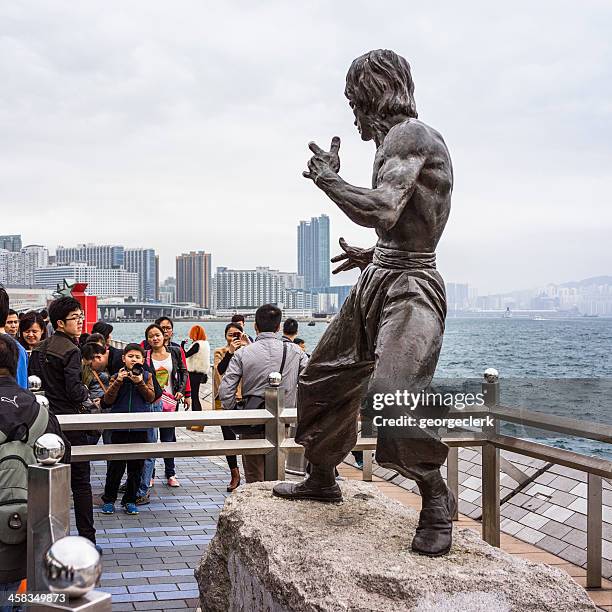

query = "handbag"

[230,341,287,436]
[161,391,178,412]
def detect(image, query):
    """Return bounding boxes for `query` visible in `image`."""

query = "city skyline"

[0,3,610,295]
[0,231,612,312]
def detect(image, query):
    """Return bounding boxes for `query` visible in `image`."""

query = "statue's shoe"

[411,489,456,557]
[272,480,343,503]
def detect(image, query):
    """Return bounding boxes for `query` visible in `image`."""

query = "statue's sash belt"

[373,247,436,271]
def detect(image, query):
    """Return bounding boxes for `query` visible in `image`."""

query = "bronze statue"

[273,49,455,557]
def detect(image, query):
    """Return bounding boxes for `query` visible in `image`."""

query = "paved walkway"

[80,427,232,611]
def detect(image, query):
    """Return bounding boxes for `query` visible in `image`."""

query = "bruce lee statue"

[273,49,456,557]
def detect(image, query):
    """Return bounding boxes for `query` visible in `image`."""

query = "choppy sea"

[112,317,612,460]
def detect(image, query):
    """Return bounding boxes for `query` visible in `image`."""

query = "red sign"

[71,284,98,334]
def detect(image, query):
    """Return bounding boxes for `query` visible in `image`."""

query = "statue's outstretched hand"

[303,137,341,182]
[331,237,374,274]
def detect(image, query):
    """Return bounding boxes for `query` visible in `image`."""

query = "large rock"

[195,481,595,611]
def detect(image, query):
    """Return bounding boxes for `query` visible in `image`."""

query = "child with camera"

[100,343,156,515]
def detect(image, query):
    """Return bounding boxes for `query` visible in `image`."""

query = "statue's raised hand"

[303,137,341,183]
[330,237,374,274]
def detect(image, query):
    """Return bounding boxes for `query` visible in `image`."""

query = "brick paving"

[372,446,612,580]
[72,426,233,611]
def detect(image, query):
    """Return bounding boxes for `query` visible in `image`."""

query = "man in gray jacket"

[219,304,308,482]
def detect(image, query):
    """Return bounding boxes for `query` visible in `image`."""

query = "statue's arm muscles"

[316,134,426,230]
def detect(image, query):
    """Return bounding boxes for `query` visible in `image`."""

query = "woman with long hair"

[18,311,47,353]
[143,323,187,488]
[213,322,248,492]
[181,324,210,432]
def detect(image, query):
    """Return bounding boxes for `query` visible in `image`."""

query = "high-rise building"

[34,264,138,298]
[297,214,330,290]
[176,251,212,309]
[0,249,24,285]
[56,244,125,269]
[446,282,470,312]
[314,285,353,313]
[0,235,22,252]
[283,288,316,311]
[159,277,177,304]
[155,255,160,301]
[21,245,49,285]
[213,267,300,310]
[125,248,157,302]
[0,245,48,286]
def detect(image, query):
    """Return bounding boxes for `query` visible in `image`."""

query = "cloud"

[0,0,610,293]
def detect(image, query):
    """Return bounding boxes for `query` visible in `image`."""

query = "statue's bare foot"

[272,465,342,502]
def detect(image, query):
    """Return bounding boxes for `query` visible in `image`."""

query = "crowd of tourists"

[0,285,310,606]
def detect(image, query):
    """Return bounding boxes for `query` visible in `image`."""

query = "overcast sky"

[1,1,610,294]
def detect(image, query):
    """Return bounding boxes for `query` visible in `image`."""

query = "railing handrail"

[57,408,275,430]
[68,430,608,475]
[490,433,611,478]
[58,405,612,443]
[492,404,612,444]
[71,438,274,462]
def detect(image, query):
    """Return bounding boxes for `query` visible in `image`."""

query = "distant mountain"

[559,276,612,288]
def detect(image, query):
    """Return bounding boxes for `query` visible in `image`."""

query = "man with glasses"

[29,297,97,546]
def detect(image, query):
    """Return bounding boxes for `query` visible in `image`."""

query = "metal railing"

[53,371,611,589]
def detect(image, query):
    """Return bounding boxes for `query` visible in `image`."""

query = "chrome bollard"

[27,434,71,592]
[27,435,112,611]
[45,536,102,597]
[28,375,43,392]
[264,372,286,481]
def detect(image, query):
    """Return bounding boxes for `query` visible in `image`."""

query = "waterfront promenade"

[78,423,612,611]
[69,372,612,610]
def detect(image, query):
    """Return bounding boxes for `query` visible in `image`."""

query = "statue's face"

[349,100,374,141]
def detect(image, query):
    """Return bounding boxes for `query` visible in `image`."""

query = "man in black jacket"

[29,296,97,544]
[0,335,69,596]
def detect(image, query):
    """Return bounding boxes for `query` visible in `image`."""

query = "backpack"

[0,404,49,546]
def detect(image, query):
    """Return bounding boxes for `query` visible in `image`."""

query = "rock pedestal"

[196,481,595,611]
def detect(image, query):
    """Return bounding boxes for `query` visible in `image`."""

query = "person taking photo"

[100,344,156,516]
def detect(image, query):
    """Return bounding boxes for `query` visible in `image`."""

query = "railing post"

[481,367,500,547]
[28,432,112,611]
[587,473,602,588]
[362,450,373,481]
[27,462,71,591]
[447,447,459,521]
[285,423,306,476]
[264,373,286,481]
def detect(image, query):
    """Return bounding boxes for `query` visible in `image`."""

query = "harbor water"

[112,317,612,459]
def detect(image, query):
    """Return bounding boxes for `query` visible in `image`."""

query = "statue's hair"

[345,49,417,119]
